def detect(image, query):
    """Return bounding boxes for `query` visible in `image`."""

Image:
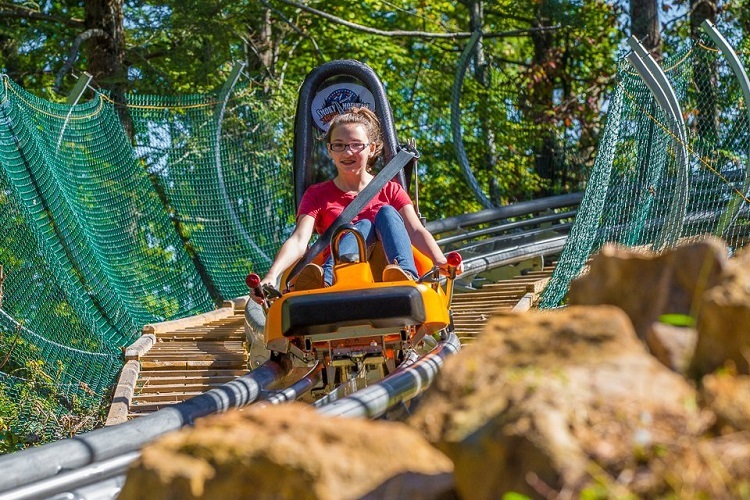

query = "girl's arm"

[399,205,448,268]
[259,214,316,288]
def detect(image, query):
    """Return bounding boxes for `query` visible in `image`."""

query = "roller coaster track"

[0,192,581,499]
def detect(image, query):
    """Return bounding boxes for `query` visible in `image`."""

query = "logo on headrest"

[311,83,376,131]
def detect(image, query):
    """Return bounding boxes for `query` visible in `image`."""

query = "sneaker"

[382,264,414,282]
[292,263,324,291]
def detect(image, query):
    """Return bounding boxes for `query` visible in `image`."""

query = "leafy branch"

[274,0,560,39]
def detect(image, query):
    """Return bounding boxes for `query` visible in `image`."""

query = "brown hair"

[324,107,383,167]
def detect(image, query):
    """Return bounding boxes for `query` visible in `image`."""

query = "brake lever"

[262,284,283,299]
[417,267,441,284]
[246,274,270,312]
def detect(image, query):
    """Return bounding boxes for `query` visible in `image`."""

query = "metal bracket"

[66,72,93,106]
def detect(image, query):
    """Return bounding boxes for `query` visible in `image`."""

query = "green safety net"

[541,37,750,307]
[127,83,293,300]
[0,77,294,445]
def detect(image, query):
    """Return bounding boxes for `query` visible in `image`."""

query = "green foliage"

[658,313,695,327]
[502,493,531,500]
[0,359,107,454]
[0,0,623,214]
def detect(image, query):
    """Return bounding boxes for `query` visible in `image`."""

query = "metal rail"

[0,360,287,494]
[0,333,461,500]
[425,192,582,238]
[318,331,461,418]
[428,192,582,287]
[626,36,690,249]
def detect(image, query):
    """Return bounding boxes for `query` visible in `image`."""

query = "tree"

[82,0,125,94]
[691,0,718,144]
[631,0,662,58]
[0,0,621,214]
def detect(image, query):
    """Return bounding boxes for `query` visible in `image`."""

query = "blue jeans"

[322,205,418,285]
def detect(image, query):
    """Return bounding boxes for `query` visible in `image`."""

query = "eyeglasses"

[328,142,371,153]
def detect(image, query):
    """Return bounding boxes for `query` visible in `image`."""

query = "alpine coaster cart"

[244,60,462,400]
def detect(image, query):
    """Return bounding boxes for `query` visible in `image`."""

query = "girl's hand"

[246,274,266,305]
[438,252,463,276]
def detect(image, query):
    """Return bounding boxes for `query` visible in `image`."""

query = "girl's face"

[328,123,376,177]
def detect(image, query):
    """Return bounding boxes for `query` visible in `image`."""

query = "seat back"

[292,60,411,211]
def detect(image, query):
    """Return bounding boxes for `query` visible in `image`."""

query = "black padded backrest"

[292,60,407,211]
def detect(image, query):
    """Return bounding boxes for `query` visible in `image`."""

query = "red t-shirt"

[298,180,412,236]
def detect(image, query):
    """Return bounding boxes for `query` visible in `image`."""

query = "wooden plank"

[128,403,180,414]
[142,353,246,360]
[511,293,535,312]
[132,392,205,403]
[124,334,157,360]
[144,308,239,334]
[135,382,231,393]
[138,376,240,386]
[139,359,246,370]
[147,340,246,349]
[105,360,140,426]
[138,369,247,378]
[144,347,246,355]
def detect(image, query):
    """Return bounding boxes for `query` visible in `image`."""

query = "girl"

[254,107,453,299]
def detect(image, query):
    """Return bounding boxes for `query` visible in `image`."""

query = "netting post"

[702,21,750,237]
[627,36,690,249]
[65,72,93,105]
[0,264,4,308]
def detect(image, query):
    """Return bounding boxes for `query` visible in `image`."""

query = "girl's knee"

[375,205,400,224]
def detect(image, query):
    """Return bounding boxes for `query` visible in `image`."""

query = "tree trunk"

[630,0,662,59]
[691,0,718,144]
[83,0,130,132]
[0,33,20,83]
[252,8,275,78]
[529,0,561,196]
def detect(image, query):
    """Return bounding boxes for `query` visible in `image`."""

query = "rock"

[568,238,727,341]
[408,306,706,498]
[119,403,454,500]
[646,322,697,374]
[634,431,750,497]
[701,372,750,433]
[691,247,750,376]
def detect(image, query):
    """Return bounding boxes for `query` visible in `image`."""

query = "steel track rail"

[0,361,287,495]
[317,331,461,419]
[0,334,460,500]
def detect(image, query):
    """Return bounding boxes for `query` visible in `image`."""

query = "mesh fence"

[541,36,750,307]
[128,83,293,301]
[0,77,294,444]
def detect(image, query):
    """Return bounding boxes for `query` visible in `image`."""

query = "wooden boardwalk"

[106,303,248,425]
[452,266,553,343]
[106,268,554,423]
[130,315,247,417]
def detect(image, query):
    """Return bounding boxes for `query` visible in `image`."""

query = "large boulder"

[568,238,727,342]
[119,403,454,499]
[408,305,707,498]
[690,246,750,376]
